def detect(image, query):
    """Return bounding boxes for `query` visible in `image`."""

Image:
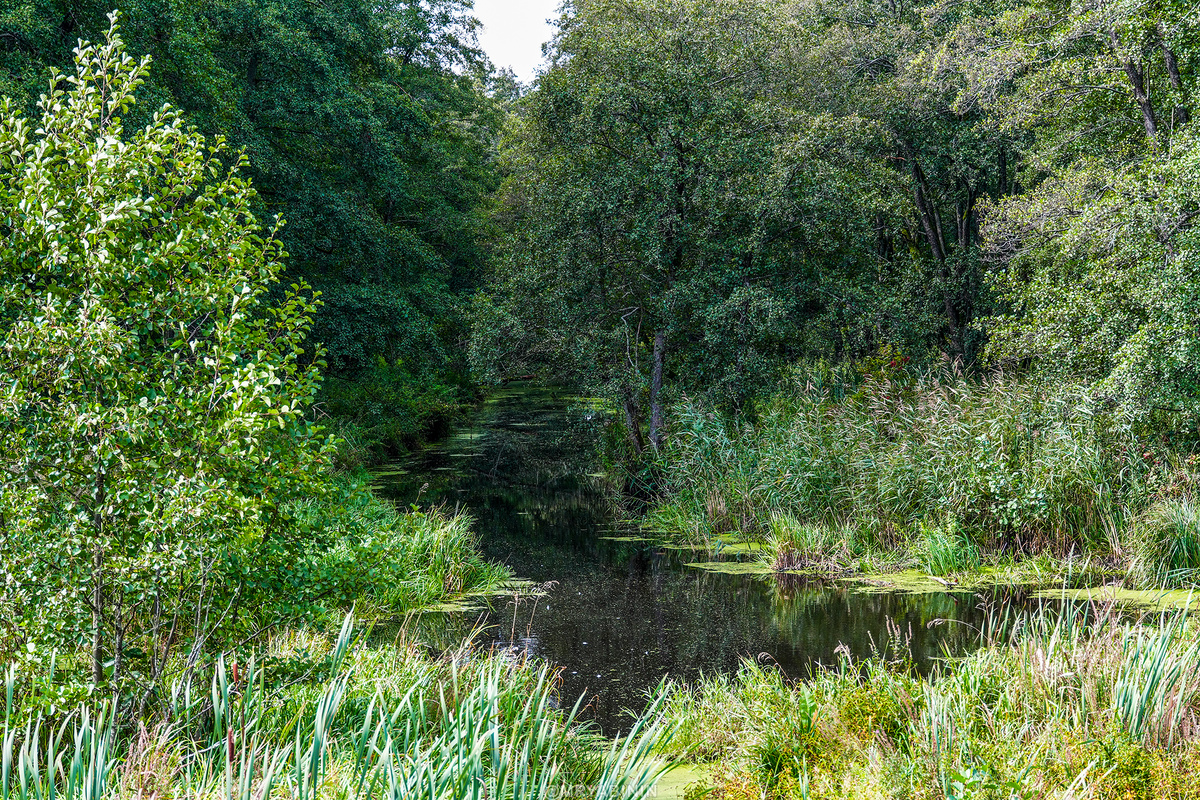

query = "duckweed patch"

[1032,585,1199,611]
[685,561,781,575]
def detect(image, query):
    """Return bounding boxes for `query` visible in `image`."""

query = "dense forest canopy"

[7,0,1196,449]
[473,0,1200,449]
[1,0,510,448]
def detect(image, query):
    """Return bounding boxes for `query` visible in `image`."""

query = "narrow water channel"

[372,384,1010,732]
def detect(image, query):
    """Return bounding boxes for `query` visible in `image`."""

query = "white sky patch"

[473,0,560,83]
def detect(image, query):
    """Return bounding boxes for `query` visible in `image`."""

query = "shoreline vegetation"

[634,368,1200,796]
[1,616,670,800]
[643,368,1200,597]
[658,602,1200,800]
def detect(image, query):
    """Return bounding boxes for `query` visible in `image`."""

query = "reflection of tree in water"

[760,575,987,672]
[474,561,999,731]
[372,385,1012,733]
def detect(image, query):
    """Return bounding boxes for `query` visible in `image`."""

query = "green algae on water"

[716,541,763,555]
[654,765,707,800]
[841,570,961,595]
[685,561,777,575]
[420,600,489,614]
[1032,585,1199,611]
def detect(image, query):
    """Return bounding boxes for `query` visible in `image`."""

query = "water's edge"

[371,384,1029,732]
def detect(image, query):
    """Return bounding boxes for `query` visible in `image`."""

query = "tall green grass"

[762,514,850,571]
[917,518,982,576]
[1131,498,1200,586]
[1,616,671,800]
[658,600,1200,798]
[289,482,511,613]
[650,369,1173,573]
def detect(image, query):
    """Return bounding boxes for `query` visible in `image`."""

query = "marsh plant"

[659,602,1200,799]
[649,369,1198,583]
[0,616,671,800]
[1130,498,1200,587]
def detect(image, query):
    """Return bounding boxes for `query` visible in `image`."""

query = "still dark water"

[372,384,1009,732]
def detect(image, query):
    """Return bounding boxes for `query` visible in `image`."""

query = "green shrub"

[835,679,912,744]
[750,686,822,785]
[1081,735,1157,800]
[658,661,815,765]
[0,19,331,694]
[326,418,374,472]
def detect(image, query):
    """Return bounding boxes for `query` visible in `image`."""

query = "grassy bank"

[0,463,510,715]
[659,602,1200,799]
[287,472,511,614]
[2,616,668,800]
[647,370,1200,587]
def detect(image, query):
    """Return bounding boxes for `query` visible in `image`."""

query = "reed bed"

[649,371,1200,583]
[658,600,1200,799]
[0,616,670,800]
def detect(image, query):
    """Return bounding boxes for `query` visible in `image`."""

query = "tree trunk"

[875,212,893,260]
[92,540,104,686]
[910,153,965,356]
[957,190,973,249]
[998,145,1008,196]
[1161,41,1190,126]
[911,159,946,262]
[111,597,124,705]
[1124,59,1159,140]
[91,468,107,687]
[648,331,667,452]
[1111,31,1159,140]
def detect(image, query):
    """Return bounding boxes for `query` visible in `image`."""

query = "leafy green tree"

[943,0,1200,422]
[800,0,1013,360]
[476,0,1018,451]
[477,0,878,451]
[1,1,506,444]
[0,18,330,697]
